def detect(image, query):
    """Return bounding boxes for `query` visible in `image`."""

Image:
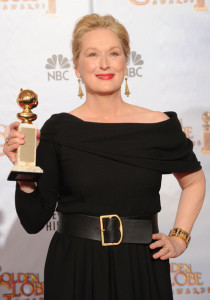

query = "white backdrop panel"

[0,0,209,299]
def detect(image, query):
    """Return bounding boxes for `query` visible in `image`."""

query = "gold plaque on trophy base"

[7,89,43,181]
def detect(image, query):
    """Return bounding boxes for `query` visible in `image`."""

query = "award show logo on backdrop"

[171,263,210,296]
[179,112,210,154]
[45,212,58,231]
[0,0,57,15]
[129,0,208,11]
[0,125,9,157]
[180,119,201,147]
[201,111,210,154]
[127,51,144,78]
[0,267,44,300]
[45,54,70,81]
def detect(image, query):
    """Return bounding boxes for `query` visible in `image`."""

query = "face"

[74,28,127,96]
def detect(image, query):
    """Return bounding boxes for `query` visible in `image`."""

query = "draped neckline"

[62,111,175,125]
[40,110,201,174]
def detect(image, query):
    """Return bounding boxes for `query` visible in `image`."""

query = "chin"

[88,86,121,96]
[97,89,120,96]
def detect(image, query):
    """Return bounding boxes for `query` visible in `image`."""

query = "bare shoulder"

[150,110,170,122]
[128,104,170,123]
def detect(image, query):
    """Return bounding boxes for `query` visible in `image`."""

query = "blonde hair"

[72,13,130,65]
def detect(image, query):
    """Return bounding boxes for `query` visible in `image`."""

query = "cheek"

[80,60,98,75]
[114,58,127,72]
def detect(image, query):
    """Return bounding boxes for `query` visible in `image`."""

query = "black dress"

[15,111,201,300]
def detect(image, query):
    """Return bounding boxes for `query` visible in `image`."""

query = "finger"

[7,137,24,146]
[3,143,19,163]
[4,140,19,152]
[153,247,170,259]
[9,130,24,139]
[150,239,166,249]
[9,122,20,132]
[6,143,19,153]
[36,129,41,138]
[159,250,174,260]
[9,122,24,139]
[152,233,166,240]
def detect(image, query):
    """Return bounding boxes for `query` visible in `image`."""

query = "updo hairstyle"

[72,13,130,65]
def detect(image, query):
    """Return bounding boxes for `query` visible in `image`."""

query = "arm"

[171,169,205,232]
[3,122,40,192]
[15,137,60,234]
[3,121,59,234]
[150,169,206,260]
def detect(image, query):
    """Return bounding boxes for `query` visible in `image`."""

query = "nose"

[99,53,109,70]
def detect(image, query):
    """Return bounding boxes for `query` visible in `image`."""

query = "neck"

[81,91,127,121]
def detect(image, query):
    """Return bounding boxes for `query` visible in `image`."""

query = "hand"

[149,232,187,260]
[3,122,40,192]
[3,122,41,164]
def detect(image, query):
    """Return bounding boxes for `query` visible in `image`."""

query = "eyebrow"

[85,46,121,52]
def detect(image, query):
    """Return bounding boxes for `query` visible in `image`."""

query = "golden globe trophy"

[7,89,43,181]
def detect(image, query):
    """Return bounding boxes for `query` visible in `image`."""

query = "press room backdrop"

[0,0,209,299]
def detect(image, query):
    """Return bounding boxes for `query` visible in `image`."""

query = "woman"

[3,13,205,300]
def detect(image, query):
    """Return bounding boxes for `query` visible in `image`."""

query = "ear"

[124,61,128,76]
[74,60,81,78]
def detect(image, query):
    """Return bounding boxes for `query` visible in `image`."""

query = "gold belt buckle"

[99,214,123,246]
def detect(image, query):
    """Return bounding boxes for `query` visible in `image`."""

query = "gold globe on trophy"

[7,89,43,181]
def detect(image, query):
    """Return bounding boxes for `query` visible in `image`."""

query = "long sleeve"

[15,118,60,234]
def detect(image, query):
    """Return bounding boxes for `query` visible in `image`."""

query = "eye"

[88,52,97,57]
[110,52,119,56]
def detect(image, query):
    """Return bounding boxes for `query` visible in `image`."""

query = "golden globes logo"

[47,0,56,15]
[0,271,44,299]
[170,263,210,295]
[130,0,208,11]
[0,0,57,14]
[202,111,210,154]
[178,112,210,155]
[0,125,9,156]
[180,119,202,147]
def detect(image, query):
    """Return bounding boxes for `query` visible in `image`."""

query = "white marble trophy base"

[7,165,43,181]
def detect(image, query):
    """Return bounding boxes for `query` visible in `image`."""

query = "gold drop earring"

[78,78,84,99]
[124,77,130,97]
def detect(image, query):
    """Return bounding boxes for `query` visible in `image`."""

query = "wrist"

[168,227,191,248]
[17,181,37,193]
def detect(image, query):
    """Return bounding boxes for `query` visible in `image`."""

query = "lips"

[96,74,115,80]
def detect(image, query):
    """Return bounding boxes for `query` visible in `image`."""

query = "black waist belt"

[57,213,159,246]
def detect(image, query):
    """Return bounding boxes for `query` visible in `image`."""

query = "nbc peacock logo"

[127,51,144,77]
[45,54,70,81]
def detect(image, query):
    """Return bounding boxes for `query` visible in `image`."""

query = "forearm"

[173,171,206,233]
[15,136,60,234]
[15,182,58,234]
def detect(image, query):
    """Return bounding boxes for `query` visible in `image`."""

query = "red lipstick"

[96,74,115,80]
